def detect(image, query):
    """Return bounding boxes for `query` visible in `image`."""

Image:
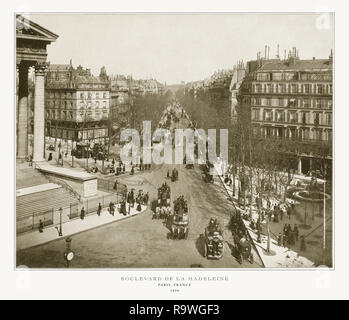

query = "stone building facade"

[44,62,110,143]
[237,48,333,176]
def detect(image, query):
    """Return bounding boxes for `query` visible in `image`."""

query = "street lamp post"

[86,139,90,170]
[57,141,61,166]
[322,179,326,265]
[58,207,63,236]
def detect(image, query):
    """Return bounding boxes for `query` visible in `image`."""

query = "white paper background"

[1,0,348,300]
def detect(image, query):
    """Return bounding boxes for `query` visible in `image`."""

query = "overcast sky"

[29,13,334,84]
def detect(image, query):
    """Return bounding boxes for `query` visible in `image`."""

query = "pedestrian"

[123,164,125,173]
[144,192,149,205]
[288,230,295,245]
[277,233,283,246]
[131,166,134,175]
[39,220,44,233]
[80,207,85,220]
[300,235,306,251]
[280,206,284,221]
[283,224,289,237]
[97,202,102,216]
[109,201,114,216]
[283,234,288,247]
[293,224,299,242]
[48,152,52,161]
[113,180,118,190]
[257,229,261,243]
[287,206,292,220]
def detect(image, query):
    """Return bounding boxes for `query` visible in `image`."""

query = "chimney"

[265,45,267,59]
[268,46,270,60]
[329,49,333,65]
[277,44,280,59]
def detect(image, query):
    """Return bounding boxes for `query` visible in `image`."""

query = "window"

[326,113,332,125]
[264,110,272,121]
[327,130,332,141]
[314,113,320,126]
[303,99,310,108]
[273,73,282,81]
[80,93,84,99]
[276,111,284,122]
[313,128,322,141]
[265,127,272,137]
[288,98,297,107]
[103,93,107,99]
[291,84,297,94]
[328,100,333,109]
[317,84,323,94]
[103,101,107,108]
[288,111,297,123]
[96,92,99,99]
[252,109,260,121]
[315,99,321,109]
[255,98,261,106]
[304,84,310,94]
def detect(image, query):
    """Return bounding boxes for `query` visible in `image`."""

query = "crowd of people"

[277,223,300,247]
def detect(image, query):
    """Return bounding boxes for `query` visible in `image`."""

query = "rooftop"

[257,58,332,72]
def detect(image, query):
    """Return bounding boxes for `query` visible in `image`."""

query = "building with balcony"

[44,61,110,143]
[237,48,333,177]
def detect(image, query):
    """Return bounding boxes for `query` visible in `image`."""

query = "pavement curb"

[213,167,266,268]
[16,207,149,252]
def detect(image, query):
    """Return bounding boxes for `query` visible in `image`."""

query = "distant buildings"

[43,62,165,145]
[229,61,246,123]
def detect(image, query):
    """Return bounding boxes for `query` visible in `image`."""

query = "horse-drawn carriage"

[202,163,214,183]
[171,168,179,182]
[203,218,224,259]
[183,155,194,169]
[230,213,254,264]
[154,183,171,219]
[170,196,189,239]
[233,235,254,264]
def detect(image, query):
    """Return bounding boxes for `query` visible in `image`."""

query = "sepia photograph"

[15,12,334,270]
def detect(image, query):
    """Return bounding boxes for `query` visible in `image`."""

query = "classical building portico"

[16,15,58,161]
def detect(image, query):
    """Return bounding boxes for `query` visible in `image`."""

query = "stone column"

[32,62,47,163]
[17,62,29,159]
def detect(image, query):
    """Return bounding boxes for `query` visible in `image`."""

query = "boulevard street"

[17,106,263,268]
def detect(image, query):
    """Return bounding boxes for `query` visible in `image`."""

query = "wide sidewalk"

[17,203,148,251]
[213,161,315,268]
